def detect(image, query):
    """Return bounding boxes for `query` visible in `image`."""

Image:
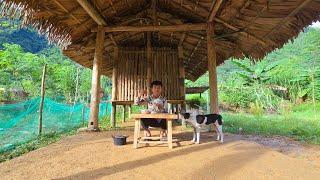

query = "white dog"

[180,110,224,144]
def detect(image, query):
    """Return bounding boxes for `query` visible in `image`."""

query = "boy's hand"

[154,103,163,109]
[139,89,147,98]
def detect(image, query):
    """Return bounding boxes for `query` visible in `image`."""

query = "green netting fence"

[0,97,111,153]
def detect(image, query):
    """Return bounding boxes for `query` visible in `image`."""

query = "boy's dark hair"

[150,80,163,87]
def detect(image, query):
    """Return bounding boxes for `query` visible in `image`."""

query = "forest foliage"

[0,17,319,114]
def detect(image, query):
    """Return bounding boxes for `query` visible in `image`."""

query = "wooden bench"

[131,113,178,149]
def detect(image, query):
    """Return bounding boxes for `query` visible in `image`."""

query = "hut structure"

[1,0,320,130]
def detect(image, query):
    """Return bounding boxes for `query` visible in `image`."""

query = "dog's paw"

[195,141,200,144]
[190,139,195,143]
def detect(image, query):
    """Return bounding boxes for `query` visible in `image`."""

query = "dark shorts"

[141,118,167,130]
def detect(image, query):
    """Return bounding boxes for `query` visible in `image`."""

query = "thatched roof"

[1,0,319,81]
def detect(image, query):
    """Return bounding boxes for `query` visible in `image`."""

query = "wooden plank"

[147,32,152,94]
[131,113,178,119]
[111,47,118,101]
[125,53,129,100]
[178,46,185,100]
[111,47,118,128]
[134,53,138,98]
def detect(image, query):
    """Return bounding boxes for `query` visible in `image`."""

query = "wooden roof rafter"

[247,0,313,55]
[76,0,118,46]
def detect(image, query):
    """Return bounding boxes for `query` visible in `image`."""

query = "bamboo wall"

[115,48,182,101]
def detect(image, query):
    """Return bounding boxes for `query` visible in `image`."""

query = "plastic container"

[112,135,127,146]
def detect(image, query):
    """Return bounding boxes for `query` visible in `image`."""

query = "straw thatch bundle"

[1,0,319,81]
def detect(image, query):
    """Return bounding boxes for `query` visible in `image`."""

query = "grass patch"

[223,112,320,145]
[0,129,78,163]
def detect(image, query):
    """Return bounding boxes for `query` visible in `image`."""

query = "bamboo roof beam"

[208,0,223,22]
[53,0,81,24]
[263,0,312,39]
[179,32,187,47]
[76,0,107,26]
[98,23,208,32]
[215,18,267,46]
[76,0,118,46]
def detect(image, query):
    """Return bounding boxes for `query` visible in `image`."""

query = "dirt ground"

[1,123,320,180]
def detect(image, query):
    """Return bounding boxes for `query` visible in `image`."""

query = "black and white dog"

[180,111,223,144]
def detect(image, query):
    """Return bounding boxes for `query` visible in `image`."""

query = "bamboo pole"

[178,46,185,100]
[88,25,105,131]
[207,23,219,114]
[99,23,208,32]
[111,47,118,127]
[74,67,80,104]
[38,64,47,135]
[147,32,152,94]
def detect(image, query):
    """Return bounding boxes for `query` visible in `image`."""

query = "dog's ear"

[181,112,190,119]
[196,115,205,124]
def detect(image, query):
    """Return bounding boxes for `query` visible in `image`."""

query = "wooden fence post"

[38,64,47,135]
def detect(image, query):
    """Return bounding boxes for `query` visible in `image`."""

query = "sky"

[311,21,320,28]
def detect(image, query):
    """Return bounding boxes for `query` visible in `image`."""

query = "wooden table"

[131,113,178,149]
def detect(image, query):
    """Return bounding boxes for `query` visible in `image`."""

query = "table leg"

[167,119,173,149]
[133,119,139,149]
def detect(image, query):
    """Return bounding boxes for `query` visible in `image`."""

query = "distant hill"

[0,18,49,53]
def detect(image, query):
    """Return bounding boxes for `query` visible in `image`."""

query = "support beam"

[88,25,105,131]
[263,0,312,39]
[215,18,267,46]
[146,32,152,95]
[53,0,82,24]
[76,0,106,25]
[207,23,219,114]
[111,47,118,128]
[98,23,208,32]
[179,33,187,47]
[151,0,158,25]
[76,0,117,46]
[208,0,223,22]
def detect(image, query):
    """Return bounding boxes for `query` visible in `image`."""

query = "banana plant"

[231,58,278,86]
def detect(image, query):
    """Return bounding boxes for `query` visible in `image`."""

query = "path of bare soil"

[1,124,320,180]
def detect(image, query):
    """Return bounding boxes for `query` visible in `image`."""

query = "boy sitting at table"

[135,80,168,138]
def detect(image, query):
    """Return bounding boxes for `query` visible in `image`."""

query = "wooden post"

[207,23,219,114]
[111,47,118,127]
[146,32,152,95]
[82,104,85,126]
[38,65,47,135]
[123,105,126,122]
[128,105,132,119]
[88,25,105,131]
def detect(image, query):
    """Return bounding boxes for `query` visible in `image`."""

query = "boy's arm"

[134,95,148,106]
